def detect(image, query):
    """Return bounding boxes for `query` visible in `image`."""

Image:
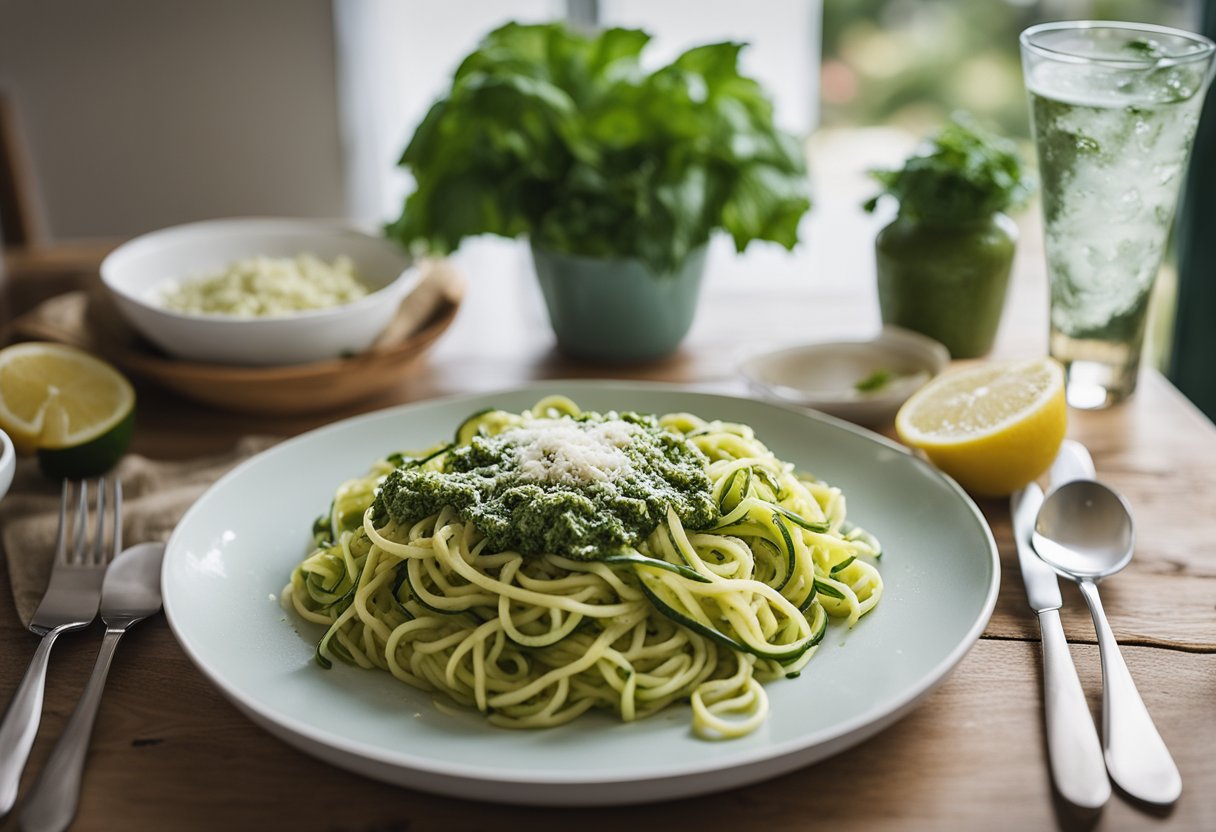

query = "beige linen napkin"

[0,437,279,627]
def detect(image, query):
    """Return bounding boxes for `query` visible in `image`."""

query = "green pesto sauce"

[374,410,718,559]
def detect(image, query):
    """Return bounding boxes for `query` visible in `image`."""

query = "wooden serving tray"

[7,260,464,416]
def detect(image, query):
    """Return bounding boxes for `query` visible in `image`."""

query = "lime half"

[0,342,136,479]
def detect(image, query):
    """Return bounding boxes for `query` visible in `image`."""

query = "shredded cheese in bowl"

[159,253,371,317]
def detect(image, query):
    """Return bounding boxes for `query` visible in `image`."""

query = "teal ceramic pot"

[530,243,708,363]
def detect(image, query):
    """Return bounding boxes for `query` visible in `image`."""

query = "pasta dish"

[285,396,882,739]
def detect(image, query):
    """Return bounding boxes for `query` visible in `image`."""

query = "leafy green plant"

[386,22,811,274]
[863,114,1032,223]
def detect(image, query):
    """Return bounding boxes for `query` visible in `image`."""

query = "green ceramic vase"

[531,243,708,363]
[875,213,1017,359]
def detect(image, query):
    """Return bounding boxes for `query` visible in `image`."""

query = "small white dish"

[101,218,422,366]
[0,429,14,502]
[741,327,950,425]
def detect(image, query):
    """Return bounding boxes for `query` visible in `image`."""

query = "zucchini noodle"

[285,396,883,739]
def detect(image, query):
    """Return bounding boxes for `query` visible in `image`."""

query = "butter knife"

[1012,454,1109,809]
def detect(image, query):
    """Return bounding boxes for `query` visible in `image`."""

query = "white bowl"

[0,429,14,502]
[740,327,950,425]
[101,218,422,366]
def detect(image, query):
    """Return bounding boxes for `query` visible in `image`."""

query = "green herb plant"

[862,114,1032,224]
[386,22,811,274]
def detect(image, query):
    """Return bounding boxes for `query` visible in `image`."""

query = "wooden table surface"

[2,130,1214,831]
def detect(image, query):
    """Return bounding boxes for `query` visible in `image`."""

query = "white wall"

[334,0,563,225]
[0,0,346,240]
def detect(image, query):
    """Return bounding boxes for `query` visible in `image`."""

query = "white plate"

[162,382,998,806]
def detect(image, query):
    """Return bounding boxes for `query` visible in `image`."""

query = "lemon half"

[0,342,136,478]
[895,358,1066,498]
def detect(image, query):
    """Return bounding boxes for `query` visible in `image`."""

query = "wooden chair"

[0,89,45,249]
[1,92,115,325]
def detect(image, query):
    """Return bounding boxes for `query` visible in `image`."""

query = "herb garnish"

[854,369,894,393]
[1125,38,1165,59]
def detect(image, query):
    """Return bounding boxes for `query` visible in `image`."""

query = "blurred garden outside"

[818,0,1204,373]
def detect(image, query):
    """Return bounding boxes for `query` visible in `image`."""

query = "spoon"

[1032,480,1181,806]
[20,542,166,832]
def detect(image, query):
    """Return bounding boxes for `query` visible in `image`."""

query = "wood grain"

[1,623,1210,832]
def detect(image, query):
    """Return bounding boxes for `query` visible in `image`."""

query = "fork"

[0,479,120,817]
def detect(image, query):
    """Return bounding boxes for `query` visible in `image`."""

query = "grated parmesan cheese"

[511,417,639,486]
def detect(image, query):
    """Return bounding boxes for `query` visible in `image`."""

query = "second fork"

[0,479,120,817]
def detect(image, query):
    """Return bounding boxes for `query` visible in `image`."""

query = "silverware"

[0,480,119,817]
[19,541,166,832]
[1049,439,1096,490]
[1013,473,1109,810]
[1034,480,1182,806]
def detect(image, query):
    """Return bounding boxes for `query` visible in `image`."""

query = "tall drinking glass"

[1020,21,1215,409]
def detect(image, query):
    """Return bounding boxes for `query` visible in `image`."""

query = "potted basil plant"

[386,22,811,362]
[863,116,1032,359]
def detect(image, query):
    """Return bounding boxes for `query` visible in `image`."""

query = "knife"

[1012,443,1108,810]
